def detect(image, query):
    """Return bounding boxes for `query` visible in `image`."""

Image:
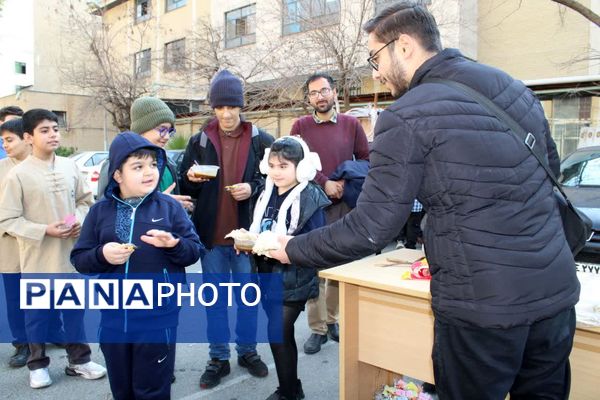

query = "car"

[70,151,109,199]
[166,149,185,171]
[559,146,600,273]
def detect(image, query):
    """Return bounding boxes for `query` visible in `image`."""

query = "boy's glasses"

[155,127,176,139]
[307,87,333,99]
[367,39,396,71]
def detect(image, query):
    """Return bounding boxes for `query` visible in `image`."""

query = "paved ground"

[0,313,339,400]
[0,258,341,400]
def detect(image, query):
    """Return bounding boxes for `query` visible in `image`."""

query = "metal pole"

[103,108,108,151]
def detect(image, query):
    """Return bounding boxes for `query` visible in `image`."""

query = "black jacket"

[254,183,330,303]
[179,119,274,248]
[287,49,580,328]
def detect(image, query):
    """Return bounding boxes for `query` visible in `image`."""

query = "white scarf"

[249,177,306,236]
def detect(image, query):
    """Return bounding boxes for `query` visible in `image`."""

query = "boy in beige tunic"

[0,109,106,389]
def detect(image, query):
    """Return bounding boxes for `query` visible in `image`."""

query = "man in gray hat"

[180,69,274,390]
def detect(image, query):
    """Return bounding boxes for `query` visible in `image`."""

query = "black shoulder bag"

[424,78,592,256]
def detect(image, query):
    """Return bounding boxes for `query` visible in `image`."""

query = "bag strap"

[423,78,570,200]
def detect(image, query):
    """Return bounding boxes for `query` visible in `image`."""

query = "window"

[134,49,151,77]
[225,4,256,48]
[164,39,185,71]
[282,0,340,35]
[15,62,26,74]
[166,0,186,12]
[375,0,431,13]
[52,111,67,128]
[549,96,592,157]
[83,152,109,167]
[135,0,150,22]
[560,150,600,187]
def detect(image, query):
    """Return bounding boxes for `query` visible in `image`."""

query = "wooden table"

[320,249,600,400]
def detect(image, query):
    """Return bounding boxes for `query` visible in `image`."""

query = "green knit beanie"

[130,97,175,134]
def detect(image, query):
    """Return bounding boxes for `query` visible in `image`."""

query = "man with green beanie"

[97,97,193,210]
[180,69,274,390]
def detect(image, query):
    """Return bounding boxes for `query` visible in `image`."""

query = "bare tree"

[550,0,600,27]
[179,15,311,118]
[56,1,152,131]
[266,0,374,110]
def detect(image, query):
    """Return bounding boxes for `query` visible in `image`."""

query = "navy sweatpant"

[100,327,177,400]
[432,307,576,400]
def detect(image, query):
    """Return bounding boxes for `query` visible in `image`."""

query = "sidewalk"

[0,312,340,399]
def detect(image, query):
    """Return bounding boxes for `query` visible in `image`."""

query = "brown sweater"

[213,125,243,245]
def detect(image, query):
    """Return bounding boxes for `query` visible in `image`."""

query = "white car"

[70,151,109,198]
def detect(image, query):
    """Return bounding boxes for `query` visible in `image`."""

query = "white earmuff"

[287,135,321,182]
[260,136,322,183]
[259,148,271,175]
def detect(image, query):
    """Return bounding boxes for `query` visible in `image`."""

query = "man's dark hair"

[0,106,24,122]
[304,73,336,94]
[0,118,25,139]
[269,136,304,167]
[22,109,58,134]
[363,1,442,53]
[118,148,158,172]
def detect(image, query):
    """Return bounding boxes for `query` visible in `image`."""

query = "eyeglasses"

[367,39,396,71]
[307,87,333,99]
[155,126,176,139]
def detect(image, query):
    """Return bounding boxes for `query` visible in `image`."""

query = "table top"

[319,248,431,300]
[320,249,600,335]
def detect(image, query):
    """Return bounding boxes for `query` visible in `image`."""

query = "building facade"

[3,0,599,154]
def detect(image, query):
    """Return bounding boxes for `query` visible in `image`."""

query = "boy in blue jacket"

[71,132,205,400]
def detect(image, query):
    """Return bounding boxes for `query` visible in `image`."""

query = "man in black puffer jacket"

[270,2,580,399]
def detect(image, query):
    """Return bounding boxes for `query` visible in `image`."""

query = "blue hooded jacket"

[71,132,205,331]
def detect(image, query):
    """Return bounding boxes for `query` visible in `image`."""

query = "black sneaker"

[199,359,230,389]
[238,352,268,377]
[423,382,436,394]
[296,379,305,399]
[9,344,30,368]
[327,323,339,342]
[266,388,285,400]
[303,333,327,354]
[265,380,305,400]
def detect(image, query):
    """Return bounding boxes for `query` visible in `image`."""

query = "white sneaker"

[30,367,52,389]
[65,361,107,380]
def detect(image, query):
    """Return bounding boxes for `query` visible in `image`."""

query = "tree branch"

[550,0,600,27]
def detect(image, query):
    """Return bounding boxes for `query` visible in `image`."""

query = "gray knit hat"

[130,97,175,134]
[209,70,244,108]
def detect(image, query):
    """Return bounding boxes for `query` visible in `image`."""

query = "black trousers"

[432,307,576,400]
[401,211,424,249]
[100,327,177,400]
[266,301,306,399]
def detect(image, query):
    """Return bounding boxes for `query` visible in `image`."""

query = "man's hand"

[170,194,194,211]
[324,180,344,199]
[268,235,293,264]
[102,242,134,265]
[140,229,180,248]
[46,221,72,239]
[163,182,194,211]
[186,168,210,183]
[229,183,252,201]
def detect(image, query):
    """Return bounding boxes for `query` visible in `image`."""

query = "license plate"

[576,261,600,275]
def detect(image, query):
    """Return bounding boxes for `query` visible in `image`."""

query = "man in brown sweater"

[290,73,369,354]
[180,70,274,390]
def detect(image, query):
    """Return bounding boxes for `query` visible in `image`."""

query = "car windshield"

[560,149,600,187]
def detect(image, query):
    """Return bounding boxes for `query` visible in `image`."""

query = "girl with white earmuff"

[249,135,330,400]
